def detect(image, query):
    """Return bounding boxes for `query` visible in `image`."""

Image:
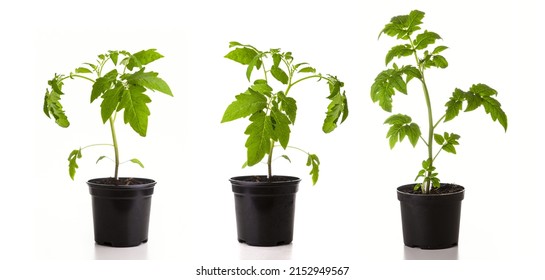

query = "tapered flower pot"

[230,175,300,246]
[397,183,464,249]
[88,177,155,247]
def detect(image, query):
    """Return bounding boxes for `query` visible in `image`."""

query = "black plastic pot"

[230,175,300,246]
[88,178,155,247]
[397,183,464,249]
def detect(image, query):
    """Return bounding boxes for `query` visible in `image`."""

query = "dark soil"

[398,183,464,195]
[236,175,298,183]
[93,177,149,186]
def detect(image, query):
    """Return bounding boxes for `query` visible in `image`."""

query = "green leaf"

[130,158,145,168]
[306,154,320,185]
[384,114,420,148]
[91,69,118,102]
[221,90,268,122]
[272,53,282,68]
[271,108,291,149]
[471,83,497,97]
[127,49,164,71]
[68,148,82,180]
[482,96,508,131]
[43,75,70,128]
[441,133,460,154]
[401,65,422,82]
[229,41,242,47]
[96,156,108,164]
[281,155,291,163]
[278,92,297,124]
[270,65,289,84]
[370,67,409,112]
[432,46,448,54]
[124,69,173,96]
[119,85,152,137]
[250,81,273,95]
[444,88,464,122]
[244,112,273,166]
[323,77,348,133]
[298,67,316,73]
[246,54,263,81]
[75,67,92,74]
[432,55,448,68]
[100,84,124,123]
[414,31,441,50]
[385,44,414,65]
[434,133,445,145]
[225,47,258,65]
[380,10,425,39]
[109,51,119,65]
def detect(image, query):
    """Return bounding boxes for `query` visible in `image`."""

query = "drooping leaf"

[68,148,82,180]
[482,96,508,131]
[96,156,109,164]
[323,77,348,133]
[225,47,259,65]
[43,75,70,128]
[119,85,151,137]
[280,155,292,163]
[306,153,320,185]
[126,49,164,71]
[246,54,263,81]
[109,51,119,65]
[244,112,273,166]
[221,90,268,122]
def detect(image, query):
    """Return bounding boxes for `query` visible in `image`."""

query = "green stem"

[267,143,274,179]
[70,74,95,83]
[434,114,446,129]
[109,116,120,180]
[286,74,322,96]
[81,143,114,150]
[410,38,434,194]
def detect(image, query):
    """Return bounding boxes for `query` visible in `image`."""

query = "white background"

[1,0,543,279]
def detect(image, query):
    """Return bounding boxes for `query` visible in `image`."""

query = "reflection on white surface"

[94,243,148,260]
[239,243,293,260]
[403,246,458,260]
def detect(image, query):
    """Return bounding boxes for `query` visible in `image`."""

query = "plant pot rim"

[88,177,156,198]
[397,183,465,196]
[229,175,301,185]
[87,177,156,189]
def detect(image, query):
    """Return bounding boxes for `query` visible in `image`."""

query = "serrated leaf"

[471,83,497,97]
[75,67,92,74]
[385,44,414,65]
[250,82,273,94]
[414,31,441,50]
[100,84,123,123]
[68,148,82,180]
[43,75,70,128]
[381,10,425,39]
[384,114,420,148]
[271,65,289,84]
[482,96,508,131]
[442,144,457,154]
[271,108,291,149]
[298,67,316,73]
[91,69,118,102]
[246,54,263,81]
[306,154,320,185]
[124,69,173,96]
[244,112,273,166]
[225,47,258,65]
[444,89,465,122]
[323,89,348,133]
[119,85,151,137]
[127,49,164,71]
[130,158,145,168]
[221,90,268,122]
[277,92,297,123]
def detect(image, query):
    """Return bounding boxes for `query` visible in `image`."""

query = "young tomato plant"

[221,42,349,185]
[43,49,173,181]
[371,10,508,194]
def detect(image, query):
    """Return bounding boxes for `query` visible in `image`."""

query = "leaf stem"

[70,74,95,83]
[433,114,446,129]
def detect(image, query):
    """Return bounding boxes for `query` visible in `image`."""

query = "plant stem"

[109,117,120,180]
[70,74,95,83]
[267,143,274,179]
[286,75,322,96]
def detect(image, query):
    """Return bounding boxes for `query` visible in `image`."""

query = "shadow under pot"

[397,183,465,249]
[88,178,155,247]
[230,176,300,246]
